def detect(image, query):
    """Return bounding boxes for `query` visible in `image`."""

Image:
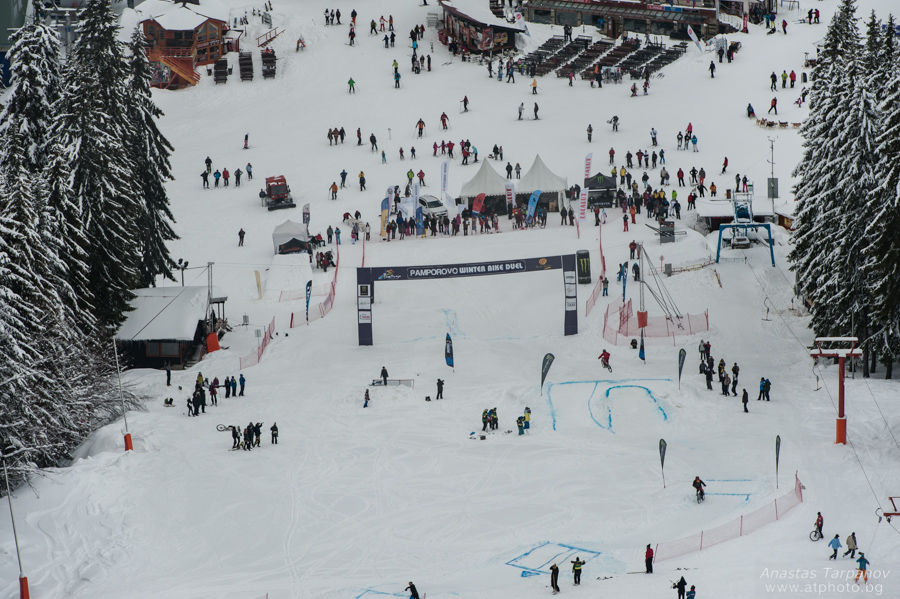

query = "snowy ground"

[3,0,900,598]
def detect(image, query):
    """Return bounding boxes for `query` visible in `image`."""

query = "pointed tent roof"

[517,155,568,194]
[585,172,617,190]
[272,220,310,253]
[459,160,509,200]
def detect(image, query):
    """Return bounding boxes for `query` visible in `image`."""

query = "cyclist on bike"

[598,350,611,370]
[815,512,823,537]
[693,476,706,500]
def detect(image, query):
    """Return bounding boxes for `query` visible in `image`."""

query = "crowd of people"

[200,156,252,189]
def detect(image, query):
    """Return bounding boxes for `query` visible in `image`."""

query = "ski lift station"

[694,185,776,266]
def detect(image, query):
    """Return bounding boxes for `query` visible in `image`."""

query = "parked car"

[418,194,449,218]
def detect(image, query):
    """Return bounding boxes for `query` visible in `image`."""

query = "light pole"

[177,258,189,286]
[2,457,30,599]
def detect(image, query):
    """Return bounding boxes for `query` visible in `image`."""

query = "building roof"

[459,160,510,199]
[527,0,708,25]
[136,0,229,31]
[439,0,525,31]
[517,154,568,194]
[118,286,224,341]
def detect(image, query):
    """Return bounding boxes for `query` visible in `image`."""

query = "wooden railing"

[147,47,200,86]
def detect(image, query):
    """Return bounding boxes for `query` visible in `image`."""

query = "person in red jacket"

[417,170,425,186]
[645,544,654,573]
[721,156,728,174]
[768,97,778,115]
[677,168,685,186]
[599,350,611,369]
[609,147,615,165]
[222,167,230,187]
[789,70,797,88]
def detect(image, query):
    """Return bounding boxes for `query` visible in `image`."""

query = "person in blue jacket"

[757,377,766,401]
[239,374,246,396]
[855,553,870,583]
[686,584,696,599]
[828,534,842,560]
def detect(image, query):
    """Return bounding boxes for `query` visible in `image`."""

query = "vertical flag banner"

[687,25,703,51]
[505,182,515,211]
[775,435,781,489]
[678,348,686,389]
[659,439,668,487]
[415,206,425,236]
[578,190,588,222]
[515,13,530,36]
[412,181,420,208]
[584,152,593,179]
[525,190,542,224]
[305,281,312,322]
[639,329,646,362]
[441,160,450,199]
[541,353,555,394]
[302,203,310,225]
[472,192,486,215]
[380,196,390,237]
[622,264,627,302]
[445,334,454,368]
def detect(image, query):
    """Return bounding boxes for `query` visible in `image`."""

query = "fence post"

[688,313,693,335]
[740,515,743,536]
[699,530,703,551]
[774,498,778,520]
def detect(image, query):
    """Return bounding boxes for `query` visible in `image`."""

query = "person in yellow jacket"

[571,557,585,585]
[523,407,531,430]
[531,79,538,94]
[619,166,627,186]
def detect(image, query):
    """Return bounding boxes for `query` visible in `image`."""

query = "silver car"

[418,194,449,218]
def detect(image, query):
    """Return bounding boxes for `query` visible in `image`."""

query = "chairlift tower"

[809,337,862,444]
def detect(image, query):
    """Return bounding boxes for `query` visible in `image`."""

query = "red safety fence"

[602,299,708,345]
[288,243,340,327]
[655,473,804,562]
[584,225,607,317]
[239,317,276,369]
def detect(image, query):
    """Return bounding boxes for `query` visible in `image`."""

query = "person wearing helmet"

[598,350,611,368]
[693,476,706,500]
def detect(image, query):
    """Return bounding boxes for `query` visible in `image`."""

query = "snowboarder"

[571,557,584,585]
[381,366,389,386]
[270,423,278,444]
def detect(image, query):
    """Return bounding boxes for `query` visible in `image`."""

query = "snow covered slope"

[2,0,900,598]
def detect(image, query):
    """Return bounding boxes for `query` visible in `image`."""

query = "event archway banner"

[356,255,578,345]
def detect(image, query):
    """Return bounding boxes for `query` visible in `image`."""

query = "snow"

[117,285,224,341]
[3,0,900,598]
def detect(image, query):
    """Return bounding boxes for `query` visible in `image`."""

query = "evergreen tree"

[52,0,141,333]
[125,27,179,288]
[0,0,62,175]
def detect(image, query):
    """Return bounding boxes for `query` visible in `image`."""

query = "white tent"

[272,220,310,254]
[459,160,510,201]
[517,155,568,195]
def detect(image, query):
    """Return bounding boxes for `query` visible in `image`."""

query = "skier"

[213,169,221,187]
[205,156,212,173]
[201,170,209,188]
[770,71,778,92]
[855,553,870,584]
[381,366,389,386]
[571,557,585,585]
[531,79,538,94]
[550,564,560,594]
[348,77,356,93]
[231,425,240,448]
[440,112,449,130]
[364,389,370,408]
[270,423,278,444]
[462,95,469,111]
[394,71,401,88]
[518,102,524,120]
[721,157,728,174]
[370,133,378,151]
[611,115,619,131]
[687,585,697,599]
[329,182,338,200]
[416,118,425,137]
[234,168,242,187]
[243,133,249,149]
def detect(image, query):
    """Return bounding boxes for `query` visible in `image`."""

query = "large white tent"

[272,220,310,254]
[459,160,510,201]
[516,154,568,195]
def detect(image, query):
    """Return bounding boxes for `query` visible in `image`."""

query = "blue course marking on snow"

[441,308,466,338]
[706,479,753,482]
[354,589,408,598]
[706,493,751,501]
[545,378,670,431]
[506,542,602,576]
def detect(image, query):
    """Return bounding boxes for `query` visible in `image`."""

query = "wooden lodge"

[136,0,240,89]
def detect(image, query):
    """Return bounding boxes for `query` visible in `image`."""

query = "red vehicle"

[260,175,296,211]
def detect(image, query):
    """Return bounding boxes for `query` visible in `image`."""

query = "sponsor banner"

[578,190,588,222]
[687,25,703,51]
[372,256,563,281]
[441,160,450,198]
[584,153,592,179]
[445,333,454,367]
[302,203,310,225]
[472,192,486,215]
[505,182,515,208]
[541,353,555,388]
[525,190,541,224]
